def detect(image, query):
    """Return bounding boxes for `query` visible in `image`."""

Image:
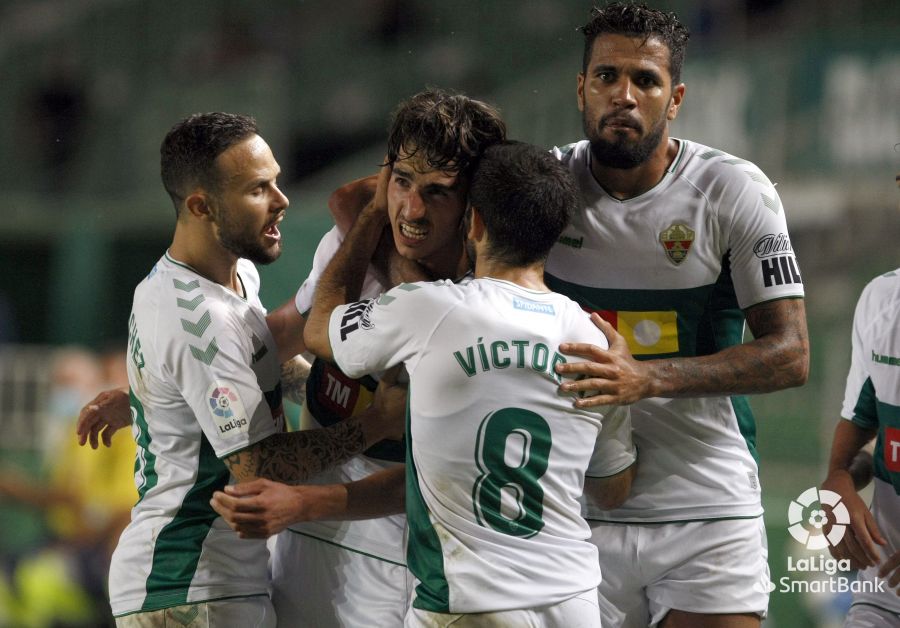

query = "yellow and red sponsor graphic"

[885,427,900,473]
[586,308,679,356]
[315,362,374,419]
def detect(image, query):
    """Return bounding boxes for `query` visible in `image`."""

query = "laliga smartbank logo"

[787,487,849,549]
[752,486,887,595]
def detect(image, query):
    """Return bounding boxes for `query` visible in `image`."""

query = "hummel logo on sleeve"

[339,301,371,341]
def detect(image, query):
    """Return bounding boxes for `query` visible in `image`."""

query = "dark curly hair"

[160,112,259,216]
[581,2,691,85]
[386,88,506,177]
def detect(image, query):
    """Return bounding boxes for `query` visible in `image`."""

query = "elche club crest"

[659,223,695,265]
[787,487,849,549]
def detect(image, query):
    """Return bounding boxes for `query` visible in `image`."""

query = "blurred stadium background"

[0,0,898,626]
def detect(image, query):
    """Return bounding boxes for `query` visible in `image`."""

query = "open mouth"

[264,214,284,240]
[399,222,428,242]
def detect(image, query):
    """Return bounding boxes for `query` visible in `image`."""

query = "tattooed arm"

[223,379,406,485]
[280,354,311,406]
[211,465,405,538]
[557,298,810,407]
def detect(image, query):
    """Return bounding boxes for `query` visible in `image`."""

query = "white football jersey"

[547,139,805,522]
[330,277,636,613]
[109,253,284,616]
[289,225,406,564]
[842,269,900,498]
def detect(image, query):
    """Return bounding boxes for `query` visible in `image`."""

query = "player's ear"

[184,191,212,220]
[667,83,685,121]
[465,206,485,242]
[576,72,586,113]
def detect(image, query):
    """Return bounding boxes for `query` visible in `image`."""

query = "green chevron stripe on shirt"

[173,278,200,292]
[176,294,206,311]
[181,311,212,337]
[189,338,219,365]
[761,193,782,214]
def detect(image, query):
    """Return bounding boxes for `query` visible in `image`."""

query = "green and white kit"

[548,138,805,524]
[842,268,900,619]
[273,225,410,628]
[110,253,284,617]
[329,277,636,614]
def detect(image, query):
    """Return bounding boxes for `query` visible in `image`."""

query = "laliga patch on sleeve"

[207,382,250,437]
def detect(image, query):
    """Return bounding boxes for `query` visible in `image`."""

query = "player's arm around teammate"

[212,415,407,538]
[556,297,809,407]
[303,166,394,361]
[583,404,637,510]
[78,354,314,446]
[76,313,397,486]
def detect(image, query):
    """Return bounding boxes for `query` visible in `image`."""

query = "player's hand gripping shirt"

[330,278,636,613]
[109,253,285,616]
[547,139,805,523]
[841,269,900,609]
[290,225,407,564]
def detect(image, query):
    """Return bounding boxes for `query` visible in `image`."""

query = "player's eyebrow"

[393,164,414,179]
[590,63,617,75]
[394,164,460,191]
[247,166,281,187]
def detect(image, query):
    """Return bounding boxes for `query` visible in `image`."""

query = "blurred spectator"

[0,345,135,627]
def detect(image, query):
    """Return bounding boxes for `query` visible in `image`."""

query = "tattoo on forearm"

[655,298,809,396]
[280,357,310,405]
[255,420,367,484]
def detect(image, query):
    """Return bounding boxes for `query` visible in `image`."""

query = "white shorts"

[270,529,410,628]
[115,596,275,628]
[845,602,900,628]
[590,517,769,628]
[404,589,601,628]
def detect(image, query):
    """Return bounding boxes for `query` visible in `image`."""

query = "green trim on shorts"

[114,593,269,618]
[849,601,900,618]
[284,529,407,567]
[584,513,764,525]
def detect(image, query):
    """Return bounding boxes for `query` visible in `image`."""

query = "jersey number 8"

[472,408,551,538]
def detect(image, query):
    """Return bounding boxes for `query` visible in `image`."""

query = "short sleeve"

[163,301,279,458]
[329,281,456,379]
[585,405,636,478]
[841,282,878,429]
[295,227,342,316]
[719,162,805,309]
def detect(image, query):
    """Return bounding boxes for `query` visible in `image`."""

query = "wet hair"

[386,88,506,177]
[160,112,259,215]
[581,2,691,85]
[468,141,578,266]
